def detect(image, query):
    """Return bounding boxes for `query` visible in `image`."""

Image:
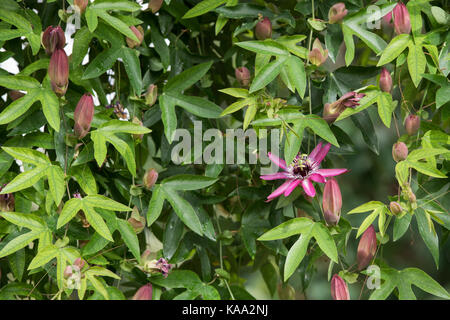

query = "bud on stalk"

[357,225,377,270]
[128,206,146,234]
[49,48,69,96]
[74,0,88,14]
[147,0,163,13]
[126,26,144,48]
[255,17,272,40]
[405,114,420,135]
[132,283,153,300]
[42,26,65,55]
[144,84,158,107]
[322,178,342,226]
[235,67,251,87]
[389,201,403,215]
[74,94,94,139]
[328,2,348,24]
[309,38,328,66]
[143,169,158,189]
[331,274,350,300]
[393,2,411,35]
[379,68,392,93]
[392,142,408,162]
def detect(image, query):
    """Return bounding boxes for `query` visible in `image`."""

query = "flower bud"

[64,265,73,279]
[73,258,85,270]
[126,26,144,48]
[74,94,94,139]
[379,67,392,93]
[331,274,350,300]
[389,201,403,215]
[148,0,163,13]
[357,225,377,270]
[128,206,146,234]
[8,90,25,101]
[143,169,158,189]
[392,142,408,162]
[144,84,158,107]
[322,178,342,226]
[42,26,66,55]
[132,283,153,300]
[393,2,411,35]
[49,48,69,96]
[255,17,272,40]
[309,38,328,66]
[235,67,251,87]
[407,188,416,203]
[405,114,420,135]
[132,117,144,141]
[74,0,88,14]
[328,2,348,24]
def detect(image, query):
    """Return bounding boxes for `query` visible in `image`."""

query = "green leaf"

[0,230,41,258]
[162,174,218,191]
[165,61,213,93]
[27,245,58,270]
[70,165,98,195]
[403,268,450,299]
[284,231,312,281]
[342,24,355,66]
[0,166,47,194]
[377,34,410,66]
[83,195,131,212]
[159,94,177,143]
[0,88,40,125]
[416,209,439,268]
[121,47,142,95]
[393,214,412,242]
[0,75,40,90]
[258,217,314,241]
[249,56,288,93]
[38,88,60,132]
[183,0,227,19]
[220,98,254,116]
[46,165,65,206]
[1,147,49,166]
[164,92,222,118]
[377,92,396,128]
[304,115,339,147]
[407,42,426,87]
[82,203,113,242]
[82,47,122,80]
[96,10,139,42]
[72,27,92,67]
[146,185,166,227]
[236,40,290,56]
[348,201,385,214]
[285,55,306,98]
[356,209,380,238]
[116,219,140,262]
[57,198,83,228]
[312,223,338,263]
[218,88,249,98]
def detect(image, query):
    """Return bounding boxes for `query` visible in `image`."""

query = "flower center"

[290,154,314,179]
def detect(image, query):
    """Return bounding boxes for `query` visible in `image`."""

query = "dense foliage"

[0,0,449,300]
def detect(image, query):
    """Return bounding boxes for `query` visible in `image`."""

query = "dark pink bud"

[389,201,403,215]
[309,38,328,66]
[148,0,163,13]
[255,17,272,40]
[379,68,392,93]
[235,67,251,87]
[74,94,94,139]
[42,26,66,55]
[328,2,348,24]
[357,225,377,270]
[143,169,158,189]
[405,114,420,135]
[74,0,88,14]
[322,178,342,226]
[392,142,408,162]
[132,283,153,300]
[126,26,144,48]
[331,274,350,300]
[49,48,69,96]
[393,2,411,35]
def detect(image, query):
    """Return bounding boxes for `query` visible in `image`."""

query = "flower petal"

[308,142,323,162]
[317,168,348,177]
[309,173,326,183]
[301,179,316,197]
[313,143,331,165]
[284,179,302,197]
[260,172,289,180]
[268,152,287,170]
[267,179,293,200]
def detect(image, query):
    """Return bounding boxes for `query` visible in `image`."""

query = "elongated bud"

[132,117,144,141]
[309,38,328,66]
[323,103,339,123]
[143,169,158,189]
[328,2,348,24]
[331,274,350,300]
[322,178,342,226]
[74,0,88,14]
[42,26,65,55]
[393,2,411,35]
[126,26,144,48]
[255,17,272,40]
[0,185,15,212]
[74,94,94,139]
[357,225,377,270]
[405,114,420,135]
[379,68,392,93]
[392,142,408,162]
[132,283,153,300]
[144,84,158,106]
[49,48,69,96]
[235,67,251,87]
[389,201,403,215]
[148,0,163,13]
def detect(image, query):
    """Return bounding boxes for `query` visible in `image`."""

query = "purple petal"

[301,179,316,197]
[267,179,293,200]
[308,142,323,162]
[284,179,302,197]
[268,152,287,170]
[260,172,289,180]
[317,168,348,177]
[309,173,326,183]
[313,143,331,165]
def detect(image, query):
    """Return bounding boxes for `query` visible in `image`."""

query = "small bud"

[74,0,88,14]
[148,0,163,13]
[73,258,85,270]
[8,90,25,101]
[405,114,420,135]
[309,38,328,66]
[132,117,144,141]
[255,17,272,40]
[49,48,69,96]
[379,68,392,93]
[407,189,416,203]
[328,2,348,24]
[393,2,411,35]
[389,201,403,215]
[128,206,146,234]
[392,142,408,162]
[64,266,73,279]
[42,26,66,55]
[132,283,153,300]
[144,84,158,107]
[235,67,251,87]
[126,26,144,48]
[331,274,350,300]
[143,169,158,189]
[357,225,377,270]
[74,94,94,139]
[322,178,342,226]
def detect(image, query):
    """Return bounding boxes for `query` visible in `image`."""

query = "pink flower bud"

[322,178,342,226]
[143,169,158,189]
[357,225,377,270]
[379,68,392,93]
[328,2,348,24]
[0,184,15,212]
[42,26,66,55]
[126,26,144,48]
[128,206,146,234]
[64,265,73,278]
[49,48,69,96]
[255,17,272,40]
[389,201,403,215]
[392,142,408,162]
[393,2,411,35]
[405,114,420,135]
[235,67,251,87]
[73,258,85,270]
[144,84,158,107]
[309,38,328,66]
[74,94,94,139]
[132,283,153,300]
[148,0,163,13]
[74,0,88,14]
[331,274,350,300]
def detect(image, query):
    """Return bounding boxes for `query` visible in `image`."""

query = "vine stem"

[305,0,315,153]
